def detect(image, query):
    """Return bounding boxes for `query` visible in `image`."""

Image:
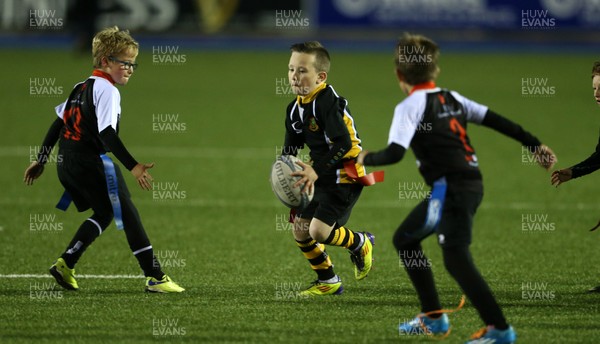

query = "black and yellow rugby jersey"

[282,83,367,185]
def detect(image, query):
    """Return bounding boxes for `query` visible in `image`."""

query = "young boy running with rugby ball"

[281,41,379,296]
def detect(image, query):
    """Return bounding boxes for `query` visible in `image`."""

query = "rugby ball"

[270,155,314,209]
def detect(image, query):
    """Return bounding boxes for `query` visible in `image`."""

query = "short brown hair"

[92,26,139,68]
[290,41,331,73]
[395,33,440,85]
[592,61,600,78]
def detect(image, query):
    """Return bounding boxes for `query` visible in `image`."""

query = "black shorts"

[394,180,483,248]
[56,150,130,213]
[298,183,363,227]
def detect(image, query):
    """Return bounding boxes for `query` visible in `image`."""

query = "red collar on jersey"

[409,81,436,95]
[92,70,116,85]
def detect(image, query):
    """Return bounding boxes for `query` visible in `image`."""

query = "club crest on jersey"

[308,117,319,132]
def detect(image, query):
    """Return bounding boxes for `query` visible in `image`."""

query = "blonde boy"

[24,26,184,293]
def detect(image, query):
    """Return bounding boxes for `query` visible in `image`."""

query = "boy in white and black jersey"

[24,26,184,293]
[358,33,556,343]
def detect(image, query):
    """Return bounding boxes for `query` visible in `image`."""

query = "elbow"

[391,152,404,164]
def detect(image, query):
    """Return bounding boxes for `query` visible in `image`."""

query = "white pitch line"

[0,274,144,279]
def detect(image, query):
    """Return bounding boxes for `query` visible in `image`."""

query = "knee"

[393,230,416,252]
[91,212,113,229]
[309,226,329,243]
[308,221,332,243]
[442,245,471,275]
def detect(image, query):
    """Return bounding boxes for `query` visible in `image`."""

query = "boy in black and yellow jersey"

[282,41,381,296]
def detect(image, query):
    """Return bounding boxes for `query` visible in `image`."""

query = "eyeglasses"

[108,56,138,71]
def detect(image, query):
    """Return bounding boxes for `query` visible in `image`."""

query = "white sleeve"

[450,91,488,124]
[55,101,66,119]
[93,80,121,132]
[387,95,426,149]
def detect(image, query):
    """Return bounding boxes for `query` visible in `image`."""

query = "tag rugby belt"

[56,154,124,230]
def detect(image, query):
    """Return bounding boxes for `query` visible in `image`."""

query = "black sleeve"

[281,101,304,157]
[311,95,353,176]
[481,109,542,152]
[99,127,138,171]
[281,130,303,157]
[37,118,63,165]
[570,140,600,179]
[312,134,352,177]
[363,143,406,166]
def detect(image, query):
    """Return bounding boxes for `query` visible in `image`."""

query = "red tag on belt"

[343,161,385,186]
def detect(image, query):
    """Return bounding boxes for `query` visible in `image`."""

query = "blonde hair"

[92,26,139,68]
[395,33,440,85]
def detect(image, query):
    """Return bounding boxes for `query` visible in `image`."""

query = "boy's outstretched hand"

[291,160,317,195]
[534,144,557,170]
[131,162,154,190]
[551,168,572,187]
[24,161,44,185]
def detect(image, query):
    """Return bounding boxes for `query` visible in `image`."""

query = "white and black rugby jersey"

[388,82,488,184]
[55,70,121,155]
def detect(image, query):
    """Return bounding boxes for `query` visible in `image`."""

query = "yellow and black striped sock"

[296,238,335,281]
[323,226,362,251]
